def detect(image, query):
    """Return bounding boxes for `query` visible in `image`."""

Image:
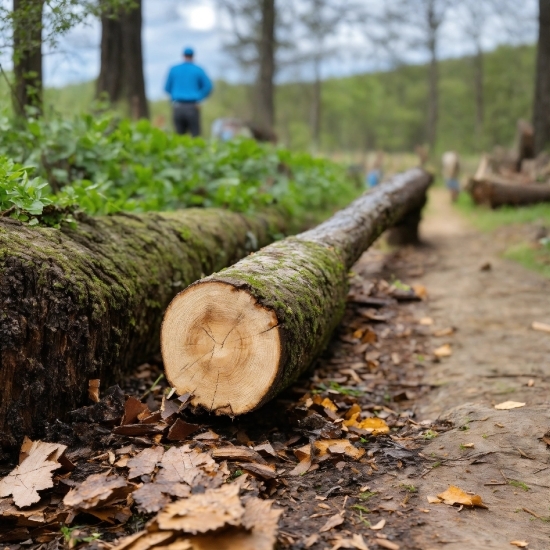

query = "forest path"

[394,188,550,549]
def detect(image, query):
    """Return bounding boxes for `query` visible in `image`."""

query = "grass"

[455,192,550,278]
[508,480,530,492]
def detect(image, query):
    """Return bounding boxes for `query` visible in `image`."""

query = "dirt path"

[394,189,550,549]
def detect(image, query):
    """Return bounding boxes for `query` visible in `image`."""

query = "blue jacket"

[164,62,213,102]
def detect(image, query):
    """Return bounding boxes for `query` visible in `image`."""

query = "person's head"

[183,47,194,61]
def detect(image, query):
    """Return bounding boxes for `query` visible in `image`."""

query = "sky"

[0,0,539,101]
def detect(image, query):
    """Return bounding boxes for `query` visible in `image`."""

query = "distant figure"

[442,151,460,202]
[366,150,384,188]
[164,47,213,137]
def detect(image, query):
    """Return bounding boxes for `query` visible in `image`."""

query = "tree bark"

[12,0,44,116]
[96,0,149,119]
[534,0,550,154]
[253,0,276,134]
[162,169,433,416]
[0,208,288,451]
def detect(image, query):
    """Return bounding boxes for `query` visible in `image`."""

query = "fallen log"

[469,178,550,208]
[162,168,432,415]
[0,208,288,450]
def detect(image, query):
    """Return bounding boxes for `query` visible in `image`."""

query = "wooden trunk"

[469,178,550,208]
[162,169,433,415]
[0,208,287,450]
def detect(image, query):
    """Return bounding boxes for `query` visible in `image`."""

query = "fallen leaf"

[532,321,550,334]
[167,419,200,441]
[212,446,267,464]
[437,486,487,508]
[320,513,344,532]
[0,439,67,508]
[412,284,427,299]
[63,473,131,510]
[426,495,441,504]
[344,414,390,436]
[375,539,399,550]
[89,379,100,402]
[510,541,528,548]
[114,531,175,550]
[127,446,164,479]
[351,534,370,550]
[289,458,312,476]
[305,534,319,548]
[241,462,277,480]
[370,518,386,530]
[157,484,244,534]
[433,344,452,358]
[121,396,148,425]
[293,444,312,461]
[254,443,278,459]
[495,401,526,410]
[461,443,475,449]
[194,430,219,441]
[433,327,455,337]
[314,440,365,460]
[419,317,433,326]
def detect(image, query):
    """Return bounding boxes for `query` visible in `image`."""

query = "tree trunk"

[474,42,484,145]
[427,37,438,150]
[0,208,288,451]
[96,0,149,119]
[12,0,44,116]
[253,0,275,134]
[310,56,322,154]
[162,169,433,416]
[468,178,550,208]
[534,0,550,154]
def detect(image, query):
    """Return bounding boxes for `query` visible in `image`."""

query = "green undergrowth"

[455,192,550,278]
[0,108,360,227]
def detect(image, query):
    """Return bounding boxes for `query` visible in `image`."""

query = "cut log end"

[161,281,281,415]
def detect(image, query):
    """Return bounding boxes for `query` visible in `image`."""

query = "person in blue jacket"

[164,47,213,136]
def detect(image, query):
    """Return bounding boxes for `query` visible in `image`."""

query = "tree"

[218,0,278,134]
[97,0,149,119]
[383,0,452,150]
[534,0,550,154]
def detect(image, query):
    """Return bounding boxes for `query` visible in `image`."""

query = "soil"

[1,188,549,550]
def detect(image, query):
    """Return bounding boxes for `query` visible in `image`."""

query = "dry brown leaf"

[212,446,266,464]
[194,430,219,441]
[375,539,399,550]
[254,443,278,459]
[412,284,427,299]
[63,473,131,510]
[510,541,528,548]
[461,443,475,449]
[320,513,344,532]
[114,531,175,550]
[0,439,67,508]
[433,344,452,358]
[127,446,165,479]
[433,327,455,337]
[89,379,100,402]
[0,499,46,526]
[419,317,433,326]
[495,401,526,410]
[344,414,390,436]
[370,518,386,530]
[314,439,365,460]
[426,495,441,504]
[350,534,369,550]
[437,486,487,508]
[532,321,550,334]
[157,445,217,487]
[304,534,319,548]
[293,444,311,461]
[156,484,244,534]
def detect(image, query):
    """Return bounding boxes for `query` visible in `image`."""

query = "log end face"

[161,281,281,415]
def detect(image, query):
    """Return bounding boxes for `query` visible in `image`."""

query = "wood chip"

[289,458,312,476]
[0,439,67,507]
[433,344,452,358]
[113,424,167,436]
[510,541,528,548]
[121,396,148,425]
[88,379,100,402]
[212,446,267,464]
[370,518,386,530]
[375,539,400,550]
[532,321,550,334]
[314,439,365,460]
[241,462,278,480]
[194,430,220,441]
[167,418,200,441]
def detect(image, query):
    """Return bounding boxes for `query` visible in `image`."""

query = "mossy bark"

[0,208,286,449]
[179,168,433,412]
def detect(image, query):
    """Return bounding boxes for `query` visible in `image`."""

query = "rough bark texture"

[468,178,550,208]
[96,0,149,119]
[173,169,432,413]
[0,208,287,450]
[12,0,44,116]
[534,0,550,155]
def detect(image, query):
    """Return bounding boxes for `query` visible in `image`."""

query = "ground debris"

[436,485,487,508]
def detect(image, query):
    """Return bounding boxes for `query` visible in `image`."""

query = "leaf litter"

[0,260,444,548]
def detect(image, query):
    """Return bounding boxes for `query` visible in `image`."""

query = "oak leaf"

[437,485,487,508]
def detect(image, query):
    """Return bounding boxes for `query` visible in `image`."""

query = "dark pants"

[173,102,200,137]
